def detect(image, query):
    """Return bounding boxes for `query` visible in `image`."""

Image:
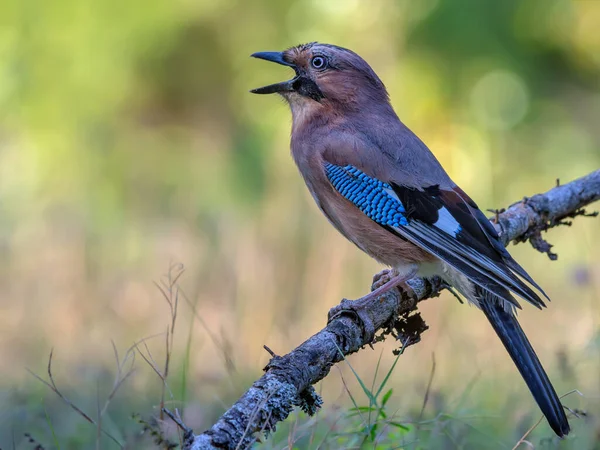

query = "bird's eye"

[311,55,327,70]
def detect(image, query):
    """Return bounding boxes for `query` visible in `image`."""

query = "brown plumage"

[290,110,437,267]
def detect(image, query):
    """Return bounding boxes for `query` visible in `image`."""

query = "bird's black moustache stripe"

[294,76,324,102]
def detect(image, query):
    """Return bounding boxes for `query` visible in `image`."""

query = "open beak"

[250,51,298,95]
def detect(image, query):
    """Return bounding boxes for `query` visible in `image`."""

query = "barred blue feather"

[325,164,409,227]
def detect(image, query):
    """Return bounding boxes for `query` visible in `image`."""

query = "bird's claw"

[328,298,376,343]
[371,269,392,290]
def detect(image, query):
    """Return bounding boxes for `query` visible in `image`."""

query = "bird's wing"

[324,163,547,309]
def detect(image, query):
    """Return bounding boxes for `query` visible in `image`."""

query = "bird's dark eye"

[311,55,327,70]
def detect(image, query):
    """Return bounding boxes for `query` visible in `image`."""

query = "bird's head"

[250,43,389,114]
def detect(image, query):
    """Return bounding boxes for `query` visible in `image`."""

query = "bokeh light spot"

[470,70,530,130]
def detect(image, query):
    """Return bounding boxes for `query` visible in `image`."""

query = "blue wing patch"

[325,164,409,227]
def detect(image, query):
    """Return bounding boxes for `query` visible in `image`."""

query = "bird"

[250,42,570,437]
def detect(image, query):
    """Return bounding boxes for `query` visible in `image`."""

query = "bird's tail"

[476,286,570,437]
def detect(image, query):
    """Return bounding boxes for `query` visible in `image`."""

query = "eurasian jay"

[250,42,569,437]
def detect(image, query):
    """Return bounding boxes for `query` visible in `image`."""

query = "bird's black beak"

[251,51,295,67]
[250,51,298,95]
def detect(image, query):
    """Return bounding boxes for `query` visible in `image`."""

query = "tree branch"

[181,169,600,450]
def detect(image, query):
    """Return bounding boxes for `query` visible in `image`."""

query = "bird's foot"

[371,268,417,295]
[327,268,418,343]
[371,269,392,290]
[328,298,377,343]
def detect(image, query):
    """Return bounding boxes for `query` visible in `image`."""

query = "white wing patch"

[434,207,461,236]
[384,187,401,202]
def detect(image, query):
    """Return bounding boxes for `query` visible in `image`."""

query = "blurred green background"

[1,0,599,448]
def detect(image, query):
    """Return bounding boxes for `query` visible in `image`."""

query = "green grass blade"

[44,403,61,450]
[374,351,402,400]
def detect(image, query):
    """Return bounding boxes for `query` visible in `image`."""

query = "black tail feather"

[477,287,570,437]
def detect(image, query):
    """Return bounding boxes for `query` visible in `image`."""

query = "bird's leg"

[358,266,419,304]
[328,267,418,342]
